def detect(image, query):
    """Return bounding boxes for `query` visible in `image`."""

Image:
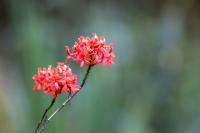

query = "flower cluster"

[66,33,115,67]
[32,62,79,98]
[33,33,115,98]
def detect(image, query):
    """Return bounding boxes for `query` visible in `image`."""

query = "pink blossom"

[32,62,79,98]
[66,33,115,67]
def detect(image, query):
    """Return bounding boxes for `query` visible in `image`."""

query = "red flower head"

[66,33,115,67]
[32,62,79,98]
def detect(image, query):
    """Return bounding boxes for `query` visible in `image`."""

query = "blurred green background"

[0,0,200,133]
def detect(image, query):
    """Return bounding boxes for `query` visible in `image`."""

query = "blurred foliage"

[0,0,200,133]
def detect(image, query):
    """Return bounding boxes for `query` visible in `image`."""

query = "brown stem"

[38,65,92,132]
[34,97,56,133]
[80,65,92,88]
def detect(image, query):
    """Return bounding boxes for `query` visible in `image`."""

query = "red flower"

[66,33,115,67]
[32,62,79,98]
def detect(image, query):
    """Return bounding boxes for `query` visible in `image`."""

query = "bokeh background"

[0,0,200,133]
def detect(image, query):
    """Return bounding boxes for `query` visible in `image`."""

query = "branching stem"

[38,65,92,133]
[34,97,56,133]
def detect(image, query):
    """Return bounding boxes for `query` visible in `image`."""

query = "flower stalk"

[33,33,114,133]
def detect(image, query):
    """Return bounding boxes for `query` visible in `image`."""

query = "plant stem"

[38,65,92,132]
[34,97,56,133]
[80,65,92,88]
